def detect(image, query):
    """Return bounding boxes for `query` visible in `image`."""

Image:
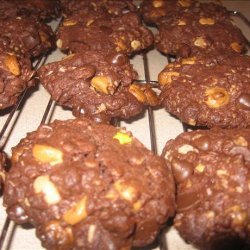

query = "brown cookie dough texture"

[0,0,61,21]
[60,0,137,17]
[162,128,250,250]
[56,12,154,55]
[155,2,246,57]
[140,0,196,25]
[0,51,34,110]
[0,16,55,58]
[158,55,250,128]
[0,151,6,188]
[38,51,158,123]
[4,118,175,250]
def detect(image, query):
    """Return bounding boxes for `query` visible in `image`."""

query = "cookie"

[56,12,153,55]
[60,0,137,17]
[4,117,175,250]
[0,51,34,110]
[0,16,55,58]
[155,2,246,57]
[0,151,6,189]
[140,0,196,25]
[0,0,60,21]
[38,51,158,123]
[162,128,250,250]
[158,55,250,128]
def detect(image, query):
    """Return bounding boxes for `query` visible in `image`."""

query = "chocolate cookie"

[155,2,246,57]
[38,51,158,123]
[158,55,250,128]
[0,51,34,110]
[0,151,6,189]
[56,12,153,55]
[140,0,196,25]
[60,0,137,17]
[162,128,250,250]
[4,117,175,249]
[0,16,55,58]
[0,0,60,21]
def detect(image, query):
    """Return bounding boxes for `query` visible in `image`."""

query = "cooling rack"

[0,1,249,250]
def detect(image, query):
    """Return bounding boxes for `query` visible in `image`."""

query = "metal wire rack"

[0,6,249,250]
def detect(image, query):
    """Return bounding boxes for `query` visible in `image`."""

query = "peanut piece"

[182,57,196,65]
[152,0,163,8]
[91,76,113,94]
[4,54,20,76]
[205,87,229,108]
[194,37,207,48]
[33,144,63,166]
[230,42,243,53]
[114,180,137,202]
[199,18,215,25]
[129,84,147,103]
[131,40,141,50]
[88,225,96,243]
[113,132,132,145]
[178,0,192,7]
[158,71,180,86]
[234,136,248,147]
[63,20,77,26]
[63,196,88,225]
[177,20,186,26]
[33,175,61,205]
[178,144,196,154]
[56,39,63,48]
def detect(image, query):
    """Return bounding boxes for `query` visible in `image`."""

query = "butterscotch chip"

[155,2,247,57]
[38,50,154,123]
[159,54,250,128]
[162,128,250,250]
[57,11,153,56]
[4,117,175,250]
[0,51,34,110]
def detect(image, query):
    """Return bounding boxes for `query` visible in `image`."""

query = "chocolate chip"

[172,158,193,183]
[238,93,250,110]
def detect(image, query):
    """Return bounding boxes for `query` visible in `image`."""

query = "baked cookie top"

[56,12,153,56]
[60,0,137,17]
[0,0,61,21]
[0,51,34,110]
[158,55,250,128]
[155,3,246,57]
[140,0,196,25]
[4,117,175,250]
[38,51,158,123]
[0,16,55,58]
[162,128,250,250]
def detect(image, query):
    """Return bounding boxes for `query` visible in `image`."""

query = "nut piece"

[194,37,207,48]
[63,196,88,225]
[158,71,180,86]
[32,144,63,166]
[91,76,114,94]
[152,0,164,8]
[195,164,205,173]
[56,39,63,49]
[114,180,138,202]
[113,132,132,145]
[4,54,21,76]
[178,0,192,7]
[178,144,196,154]
[230,42,243,53]
[63,19,77,26]
[199,18,215,25]
[131,40,141,50]
[129,84,147,103]
[33,175,61,205]
[181,57,196,65]
[177,19,186,26]
[205,87,229,108]
[88,225,96,243]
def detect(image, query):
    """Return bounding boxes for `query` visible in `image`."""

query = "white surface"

[0,1,249,249]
